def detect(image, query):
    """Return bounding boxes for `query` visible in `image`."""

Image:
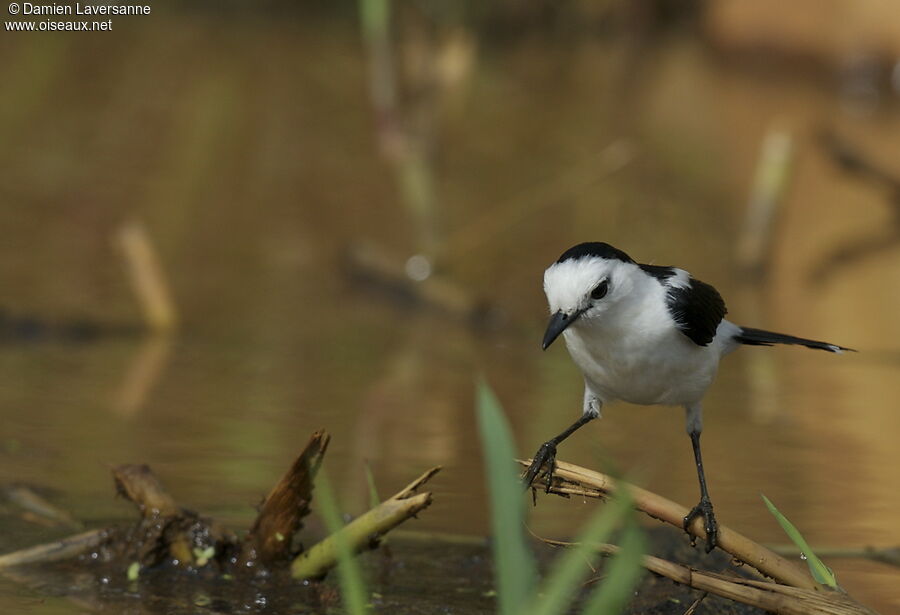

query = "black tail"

[734,327,854,353]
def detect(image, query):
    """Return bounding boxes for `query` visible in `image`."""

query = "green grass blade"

[476,379,537,615]
[580,520,646,615]
[359,0,389,40]
[530,490,633,615]
[316,473,370,614]
[363,461,381,510]
[761,494,837,588]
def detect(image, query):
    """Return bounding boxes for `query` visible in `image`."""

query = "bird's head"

[541,242,638,350]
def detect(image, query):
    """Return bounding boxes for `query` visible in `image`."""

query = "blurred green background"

[2,1,900,612]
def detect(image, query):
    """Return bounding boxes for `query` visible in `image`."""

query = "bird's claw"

[522,441,558,493]
[683,497,718,553]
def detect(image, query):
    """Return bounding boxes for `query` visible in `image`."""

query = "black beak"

[542,309,582,350]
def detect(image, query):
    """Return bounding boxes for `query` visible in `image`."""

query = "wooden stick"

[112,463,180,517]
[114,220,178,332]
[5,485,82,530]
[389,466,441,500]
[544,539,877,615]
[0,529,107,568]
[519,458,817,590]
[291,467,440,580]
[736,129,793,277]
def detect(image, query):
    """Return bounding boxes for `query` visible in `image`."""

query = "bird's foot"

[683,497,718,553]
[522,441,558,494]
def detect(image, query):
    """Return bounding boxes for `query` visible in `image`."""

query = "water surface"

[1,11,899,613]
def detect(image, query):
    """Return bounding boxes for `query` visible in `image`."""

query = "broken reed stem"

[519,458,817,591]
[112,464,180,517]
[0,529,107,568]
[115,221,177,332]
[242,430,330,565]
[291,466,440,580]
[0,437,441,584]
[5,485,83,530]
[358,0,439,259]
[544,539,877,615]
[389,466,441,500]
[736,129,793,277]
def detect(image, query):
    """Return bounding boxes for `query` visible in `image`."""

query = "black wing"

[664,277,727,346]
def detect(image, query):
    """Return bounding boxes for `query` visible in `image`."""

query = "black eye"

[590,280,608,300]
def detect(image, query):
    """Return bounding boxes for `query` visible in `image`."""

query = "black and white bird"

[523,242,851,552]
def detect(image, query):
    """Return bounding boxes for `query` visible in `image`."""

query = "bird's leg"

[522,414,595,493]
[682,429,719,552]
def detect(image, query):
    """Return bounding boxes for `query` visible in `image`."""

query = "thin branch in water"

[682,592,707,615]
[0,529,107,568]
[4,485,82,530]
[540,538,877,615]
[518,458,816,590]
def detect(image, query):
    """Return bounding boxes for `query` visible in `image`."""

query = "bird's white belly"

[563,326,718,407]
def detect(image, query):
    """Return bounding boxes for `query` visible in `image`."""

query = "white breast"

[561,275,722,407]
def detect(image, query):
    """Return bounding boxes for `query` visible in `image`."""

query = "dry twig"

[114,221,178,332]
[4,485,82,530]
[519,458,815,589]
[112,464,180,517]
[523,459,881,614]
[544,539,877,615]
[0,434,439,587]
[0,529,107,568]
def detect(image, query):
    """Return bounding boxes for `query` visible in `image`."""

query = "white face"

[543,257,637,322]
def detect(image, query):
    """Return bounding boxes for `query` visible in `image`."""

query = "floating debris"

[0,431,439,589]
